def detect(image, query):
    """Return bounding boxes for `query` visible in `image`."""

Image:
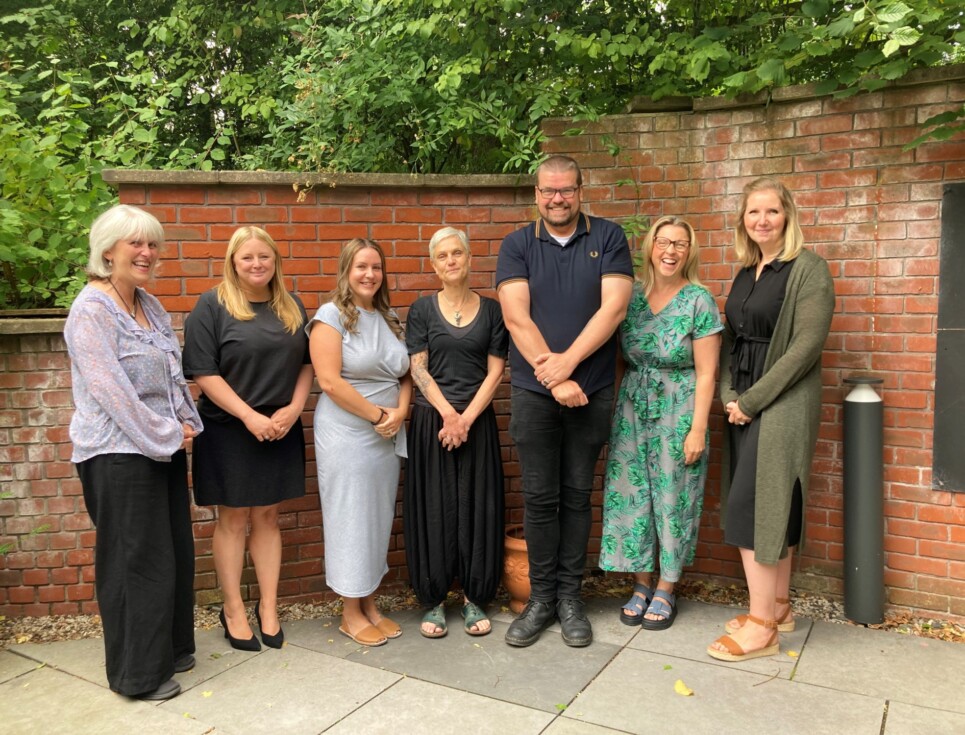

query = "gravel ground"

[2,576,962,648]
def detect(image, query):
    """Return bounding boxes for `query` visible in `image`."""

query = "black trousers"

[403,404,504,607]
[77,451,195,696]
[509,386,613,602]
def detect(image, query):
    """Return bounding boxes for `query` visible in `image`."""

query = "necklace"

[109,279,137,318]
[440,290,469,326]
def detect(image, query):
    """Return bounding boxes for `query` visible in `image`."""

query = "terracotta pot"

[502,523,530,614]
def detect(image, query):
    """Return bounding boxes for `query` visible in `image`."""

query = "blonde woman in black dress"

[184,226,312,651]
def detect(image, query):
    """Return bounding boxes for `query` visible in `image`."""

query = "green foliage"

[0,0,301,308]
[0,0,962,307]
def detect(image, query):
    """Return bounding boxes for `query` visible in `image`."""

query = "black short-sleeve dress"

[183,290,310,507]
[403,294,509,607]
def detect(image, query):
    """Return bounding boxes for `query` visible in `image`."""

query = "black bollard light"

[843,376,885,624]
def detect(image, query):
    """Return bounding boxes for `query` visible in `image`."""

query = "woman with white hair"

[404,227,508,638]
[64,204,203,701]
[183,226,313,652]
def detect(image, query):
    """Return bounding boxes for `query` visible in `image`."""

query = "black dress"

[403,295,508,607]
[724,259,802,549]
[183,291,310,507]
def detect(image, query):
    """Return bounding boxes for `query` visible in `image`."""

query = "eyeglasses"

[536,186,579,200]
[653,237,691,253]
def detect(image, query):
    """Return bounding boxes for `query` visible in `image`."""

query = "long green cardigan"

[719,248,835,565]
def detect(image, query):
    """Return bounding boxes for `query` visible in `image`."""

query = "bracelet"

[370,408,387,425]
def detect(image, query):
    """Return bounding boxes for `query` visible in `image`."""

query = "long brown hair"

[331,238,403,339]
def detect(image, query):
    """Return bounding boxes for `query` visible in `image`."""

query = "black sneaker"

[173,653,195,673]
[135,678,181,701]
[557,599,592,647]
[504,600,556,647]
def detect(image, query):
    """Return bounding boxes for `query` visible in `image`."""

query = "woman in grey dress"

[308,238,412,647]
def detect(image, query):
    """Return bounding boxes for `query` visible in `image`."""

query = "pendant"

[454,311,462,326]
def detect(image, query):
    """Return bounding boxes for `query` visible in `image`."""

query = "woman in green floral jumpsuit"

[600,216,722,630]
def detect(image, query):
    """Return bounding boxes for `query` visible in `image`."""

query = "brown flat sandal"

[338,624,387,647]
[707,615,779,662]
[725,597,795,634]
[373,616,402,639]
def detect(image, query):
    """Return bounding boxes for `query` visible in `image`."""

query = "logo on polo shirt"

[589,250,599,258]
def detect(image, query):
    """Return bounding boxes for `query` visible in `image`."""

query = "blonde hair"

[217,226,304,334]
[734,177,805,268]
[332,239,404,339]
[637,216,704,296]
[87,205,165,279]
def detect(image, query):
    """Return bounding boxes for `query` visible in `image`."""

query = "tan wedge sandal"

[707,615,780,662]
[725,596,795,634]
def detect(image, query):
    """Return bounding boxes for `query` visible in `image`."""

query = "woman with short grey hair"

[404,227,508,638]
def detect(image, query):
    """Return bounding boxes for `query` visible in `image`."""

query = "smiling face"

[348,246,384,308]
[743,189,787,255]
[649,224,691,282]
[104,233,159,289]
[536,168,582,236]
[232,237,276,299]
[431,236,470,287]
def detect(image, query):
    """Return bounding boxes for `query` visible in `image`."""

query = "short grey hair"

[428,227,470,259]
[87,205,165,278]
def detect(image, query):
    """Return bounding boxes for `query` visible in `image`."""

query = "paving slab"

[324,676,555,734]
[793,621,965,713]
[334,608,620,712]
[543,717,631,734]
[884,701,965,734]
[625,599,811,679]
[0,649,39,684]
[280,617,364,660]
[562,646,887,735]
[166,641,400,735]
[8,626,261,693]
[0,665,211,735]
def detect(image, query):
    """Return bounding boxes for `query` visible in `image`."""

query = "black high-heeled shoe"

[255,599,284,649]
[219,607,260,652]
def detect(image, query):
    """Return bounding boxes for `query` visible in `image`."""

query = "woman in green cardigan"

[707,178,834,662]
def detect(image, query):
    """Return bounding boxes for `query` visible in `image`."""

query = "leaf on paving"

[209,652,222,659]
[202,691,213,698]
[663,664,672,670]
[787,650,799,658]
[555,704,567,711]
[674,679,694,696]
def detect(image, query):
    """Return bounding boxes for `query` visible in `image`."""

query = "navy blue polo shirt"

[496,213,633,396]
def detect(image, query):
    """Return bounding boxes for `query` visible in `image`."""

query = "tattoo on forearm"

[411,352,432,393]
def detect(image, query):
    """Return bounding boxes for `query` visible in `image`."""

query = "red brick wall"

[542,71,965,617]
[2,67,965,620]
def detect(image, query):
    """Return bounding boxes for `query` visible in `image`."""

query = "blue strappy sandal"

[641,590,677,631]
[620,583,654,626]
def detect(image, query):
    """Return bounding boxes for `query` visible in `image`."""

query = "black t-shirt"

[405,294,508,411]
[182,290,310,421]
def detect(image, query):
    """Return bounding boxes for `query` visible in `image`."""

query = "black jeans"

[78,450,195,695]
[509,386,613,602]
